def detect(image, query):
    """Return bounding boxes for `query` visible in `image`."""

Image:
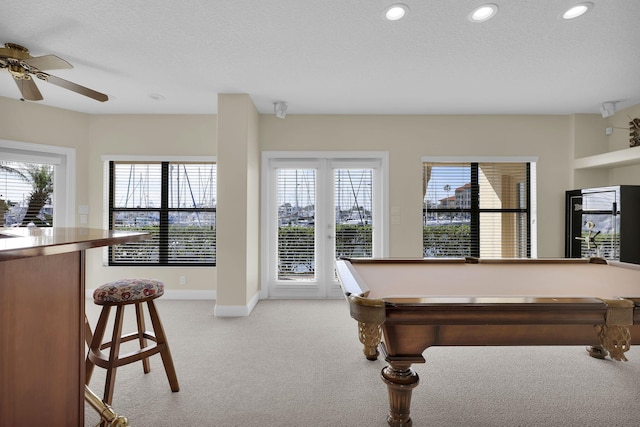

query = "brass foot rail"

[85,385,130,427]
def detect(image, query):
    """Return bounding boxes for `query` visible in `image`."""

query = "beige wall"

[0,97,91,216]
[216,94,260,310]
[85,114,217,292]
[572,105,640,189]
[608,104,640,184]
[571,114,609,189]
[260,114,572,257]
[3,95,640,299]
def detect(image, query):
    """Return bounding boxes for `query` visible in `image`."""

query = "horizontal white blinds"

[335,168,373,259]
[0,160,54,227]
[275,166,376,281]
[423,162,530,258]
[110,161,216,265]
[277,168,316,279]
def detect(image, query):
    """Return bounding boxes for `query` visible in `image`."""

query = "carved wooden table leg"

[358,321,382,360]
[381,361,420,427]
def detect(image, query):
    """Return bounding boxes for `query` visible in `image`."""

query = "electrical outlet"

[179,276,186,285]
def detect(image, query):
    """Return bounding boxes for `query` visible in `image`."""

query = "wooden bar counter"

[0,227,148,427]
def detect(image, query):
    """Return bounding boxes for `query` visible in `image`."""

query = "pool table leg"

[381,361,420,427]
[357,321,382,360]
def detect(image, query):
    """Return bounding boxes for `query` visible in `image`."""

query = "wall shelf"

[574,146,640,169]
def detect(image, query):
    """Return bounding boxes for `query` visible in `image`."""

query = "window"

[1,160,54,227]
[108,161,216,266]
[423,160,535,258]
[1,139,74,227]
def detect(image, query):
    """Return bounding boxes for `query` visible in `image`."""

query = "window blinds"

[334,168,373,259]
[276,168,316,279]
[0,160,54,227]
[109,161,217,266]
[423,162,530,258]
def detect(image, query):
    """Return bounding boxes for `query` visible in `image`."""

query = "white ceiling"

[0,0,638,116]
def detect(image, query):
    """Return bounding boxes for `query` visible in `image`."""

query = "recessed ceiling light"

[384,3,409,21]
[469,4,498,22]
[562,2,593,20]
[149,93,165,101]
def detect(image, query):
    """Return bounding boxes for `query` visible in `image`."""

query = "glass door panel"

[265,154,385,298]
[334,168,373,259]
[276,168,316,281]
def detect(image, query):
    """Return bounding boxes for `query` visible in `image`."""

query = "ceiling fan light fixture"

[384,4,409,21]
[0,41,108,103]
[469,4,498,22]
[562,2,593,20]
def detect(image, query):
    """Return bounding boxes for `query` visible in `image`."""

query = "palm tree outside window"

[0,161,54,227]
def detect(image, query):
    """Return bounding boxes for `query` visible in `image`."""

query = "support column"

[215,94,260,316]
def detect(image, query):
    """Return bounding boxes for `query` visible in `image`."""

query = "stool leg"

[103,305,125,405]
[135,303,151,374]
[86,306,112,386]
[84,315,94,348]
[147,300,180,392]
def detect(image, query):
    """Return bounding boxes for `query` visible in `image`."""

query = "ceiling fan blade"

[37,72,108,102]
[14,77,43,101]
[23,54,72,71]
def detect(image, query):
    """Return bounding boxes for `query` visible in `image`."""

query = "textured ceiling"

[0,0,638,115]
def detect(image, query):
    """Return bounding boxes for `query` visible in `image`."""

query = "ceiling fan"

[0,42,108,102]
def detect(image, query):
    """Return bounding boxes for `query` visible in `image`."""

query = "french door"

[262,153,387,298]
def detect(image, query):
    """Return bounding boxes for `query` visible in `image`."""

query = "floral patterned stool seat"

[85,278,180,405]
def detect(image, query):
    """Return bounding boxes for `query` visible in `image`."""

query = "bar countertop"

[0,227,148,261]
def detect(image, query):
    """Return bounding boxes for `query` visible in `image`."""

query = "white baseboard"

[213,292,260,317]
[85,289,260,317]
[163,290,217,300]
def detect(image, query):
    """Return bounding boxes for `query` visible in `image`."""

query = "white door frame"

[260,151,389,299]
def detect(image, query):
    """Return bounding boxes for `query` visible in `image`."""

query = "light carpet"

[84,299,640,427]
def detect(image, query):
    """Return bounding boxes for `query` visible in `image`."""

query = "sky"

[424,165,470,204]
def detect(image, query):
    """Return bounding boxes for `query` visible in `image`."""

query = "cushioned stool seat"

[86,279,179,405]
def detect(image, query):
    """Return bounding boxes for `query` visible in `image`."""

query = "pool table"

[335,257,640,427]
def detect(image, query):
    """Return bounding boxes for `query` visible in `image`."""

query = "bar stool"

[86,278,180,405]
